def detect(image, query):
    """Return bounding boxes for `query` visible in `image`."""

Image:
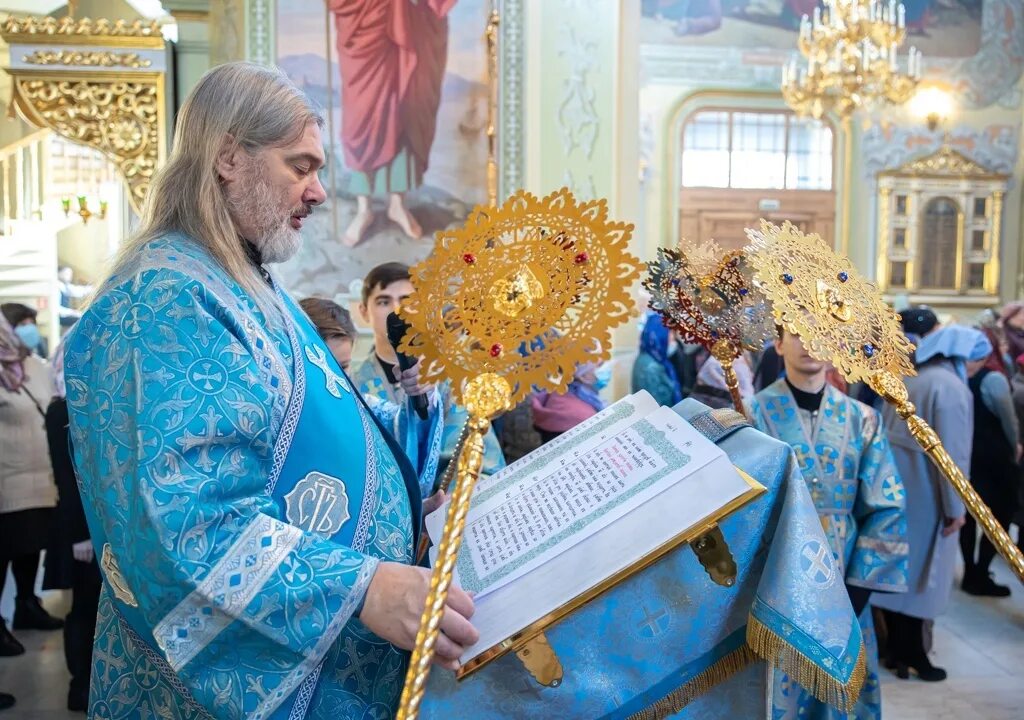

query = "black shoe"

[12,596,63,631]
[67,684,88,713]
[905,655,948,682]
[961,572,1011,597]
[893,662,910,680]
[0,625,24,657]
[0,693,14,711]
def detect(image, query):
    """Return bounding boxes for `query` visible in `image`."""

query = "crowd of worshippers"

[3,263,1024,712]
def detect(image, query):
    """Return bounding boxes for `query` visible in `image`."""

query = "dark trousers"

[960,501,1015,578]
[0,552,41,615]
[65,559,101,694]
[880,609,927,665]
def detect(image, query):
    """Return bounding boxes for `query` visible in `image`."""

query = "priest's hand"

[359,562,478,671]
[399,360,434,399]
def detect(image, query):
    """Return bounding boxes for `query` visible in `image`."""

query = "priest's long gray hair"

[107,62,324,311]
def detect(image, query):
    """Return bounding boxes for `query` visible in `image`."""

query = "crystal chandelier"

[781,0,922,119]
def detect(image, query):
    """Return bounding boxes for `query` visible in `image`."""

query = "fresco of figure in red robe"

[327,0,457,246]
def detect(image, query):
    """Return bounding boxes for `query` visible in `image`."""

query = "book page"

[427,405,722,599]
[467,390,660,504]
[461,452,756,664]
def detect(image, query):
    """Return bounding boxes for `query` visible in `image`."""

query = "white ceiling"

[0,2,168,19]
[0,2,68,14]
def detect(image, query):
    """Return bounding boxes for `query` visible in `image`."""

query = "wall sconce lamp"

[62,196,108,224]
[908,85,955,132]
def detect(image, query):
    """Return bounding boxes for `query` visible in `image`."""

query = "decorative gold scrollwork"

[22,50,152,69]
[9,74,162,214]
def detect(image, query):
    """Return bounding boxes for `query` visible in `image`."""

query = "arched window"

[681,109,833,190]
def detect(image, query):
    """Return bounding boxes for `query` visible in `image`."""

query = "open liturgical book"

[425,390,766,676]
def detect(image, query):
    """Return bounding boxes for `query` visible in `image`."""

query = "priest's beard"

[228,161,308,264]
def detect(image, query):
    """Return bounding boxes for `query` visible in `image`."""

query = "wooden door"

[678,188,836,252]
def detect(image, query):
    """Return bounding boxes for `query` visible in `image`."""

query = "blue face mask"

[592,362,612,391]
[14,323,41,352]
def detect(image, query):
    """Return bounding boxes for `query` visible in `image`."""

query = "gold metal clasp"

[690,525,737,587]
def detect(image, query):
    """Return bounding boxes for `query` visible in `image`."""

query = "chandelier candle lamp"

[782,0,922,119]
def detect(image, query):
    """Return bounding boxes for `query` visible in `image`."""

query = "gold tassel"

[627,644,758,720]
[746,616,867,714]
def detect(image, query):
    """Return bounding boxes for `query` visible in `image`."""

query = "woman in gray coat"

[874,310,983,682]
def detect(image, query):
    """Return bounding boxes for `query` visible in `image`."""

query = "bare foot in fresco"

[387,192,422,240]
[343,196,374,247]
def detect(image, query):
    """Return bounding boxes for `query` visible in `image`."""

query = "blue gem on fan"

[781,273,794,285]
[838,271,849,283]
[739,287,749,296]
[711,331,720,340]
[671,277,681,287]
[862,344,876,358]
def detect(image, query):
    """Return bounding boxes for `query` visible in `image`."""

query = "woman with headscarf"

[962,331,1020,598]
[875,308,980,681]
[631,312,684,407]
[1000,301,1024,364]
[0,313,62,660]
[532,361,610,443]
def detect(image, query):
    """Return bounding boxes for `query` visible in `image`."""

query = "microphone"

[386,312,429,420]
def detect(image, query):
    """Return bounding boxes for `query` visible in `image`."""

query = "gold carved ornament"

[2,15,166,215]
[644,239,774,413]
[7,75,160,215]
[22,50,152,69]
[745,220,1024,585]
[394,188,642,720]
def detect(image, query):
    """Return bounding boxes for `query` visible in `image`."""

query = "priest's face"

[774,329,826,376]
[222,121,327,263]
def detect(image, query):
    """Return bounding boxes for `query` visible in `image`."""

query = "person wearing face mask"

[0,303,45,358]
[531,361,610,443]
[0,311,63,662]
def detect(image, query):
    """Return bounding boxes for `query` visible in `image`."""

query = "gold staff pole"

[485,5,499,207]
[747,220,1024,586]
[713,341,745,415]
[870,370,1024,582]
[397,375,511,720]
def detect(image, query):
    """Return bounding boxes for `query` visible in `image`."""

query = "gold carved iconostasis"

[0,6,173,348]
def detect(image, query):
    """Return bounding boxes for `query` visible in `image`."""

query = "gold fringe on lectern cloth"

[627,644,758,720]
[746,615,867,714]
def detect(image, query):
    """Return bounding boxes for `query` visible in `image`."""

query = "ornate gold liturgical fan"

[645,240,773,413]
[746,220,1024,585]
[394,188,642,719]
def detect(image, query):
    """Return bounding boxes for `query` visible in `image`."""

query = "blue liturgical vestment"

[418,400,869,719]
[64,235,431,720]
[353,353,506,482]
[748,380,909,720]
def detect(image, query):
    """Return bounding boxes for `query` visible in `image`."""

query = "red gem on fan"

[462,253,476,265]
[489,344,503,357]
[574,252,589,264]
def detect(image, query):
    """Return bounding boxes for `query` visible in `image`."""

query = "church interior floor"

[0,562,1022,719]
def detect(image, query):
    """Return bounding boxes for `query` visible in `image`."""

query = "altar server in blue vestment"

[748,328,908,720]
[62,62,478,720]
[353,262,506,482]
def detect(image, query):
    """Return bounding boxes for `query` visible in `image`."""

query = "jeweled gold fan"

[644,239,773,412]
[395,187,642,719]
[746,220,1024,585]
